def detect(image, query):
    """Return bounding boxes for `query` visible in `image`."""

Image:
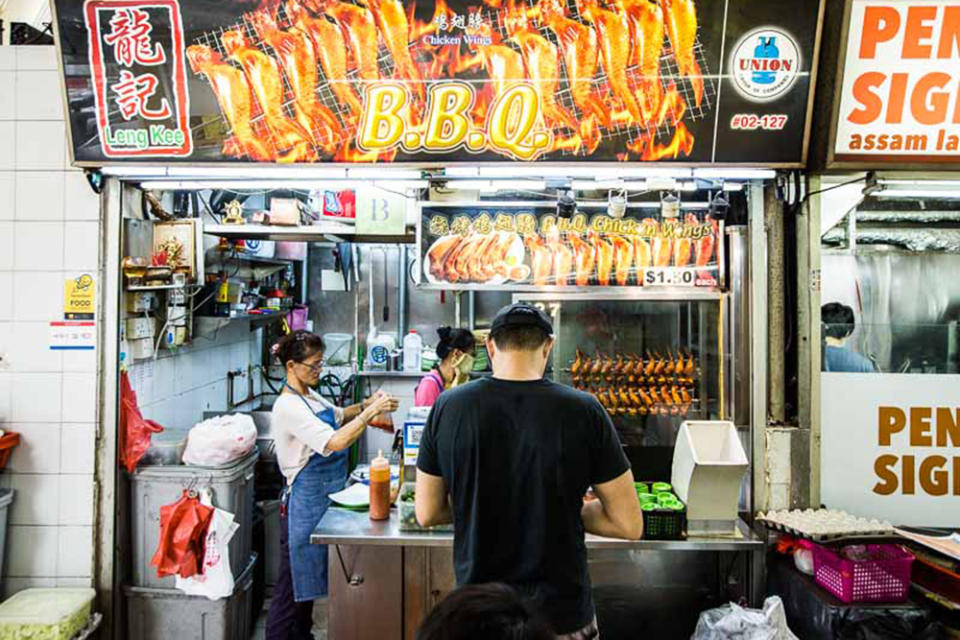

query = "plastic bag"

[182,414,257,467]
[692,597,798,640]
[176,489,239,600]
[150,490,214,579]
[119,370,164,472]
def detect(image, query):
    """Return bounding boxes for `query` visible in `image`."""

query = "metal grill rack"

[190,0,716,160]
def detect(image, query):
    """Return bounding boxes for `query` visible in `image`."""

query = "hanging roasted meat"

[590,352,605,377]
[590,230,615,287]
[609,235,635,286]
[221,29,317,162]
[661,0,704,105]
[288,0,364,124]
[186,45,272,161]
[569,233,597,286]
[571,348,585,376]
[525,234,554,286]
[364,0,424,101]
[508,13,581,139]
[578,0,645,125]
[251,9,340,152]
[540,0,609,151]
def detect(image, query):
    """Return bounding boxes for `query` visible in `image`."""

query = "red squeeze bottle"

[369,450,391,521]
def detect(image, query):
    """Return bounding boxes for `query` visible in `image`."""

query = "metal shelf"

[204,223,415,244]
[194,312,287,325]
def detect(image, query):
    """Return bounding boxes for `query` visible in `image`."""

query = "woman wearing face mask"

[267,330,398,639]
[414,327,477,407]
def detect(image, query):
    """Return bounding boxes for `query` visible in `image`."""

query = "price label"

[643,268,697,287]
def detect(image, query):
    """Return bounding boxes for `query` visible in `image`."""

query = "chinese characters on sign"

[420,205,722,289]
[84,0,192,157]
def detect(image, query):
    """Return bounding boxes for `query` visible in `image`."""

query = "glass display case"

[514,291,730,478]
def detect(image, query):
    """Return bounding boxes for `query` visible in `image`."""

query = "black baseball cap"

[490,303,554,335]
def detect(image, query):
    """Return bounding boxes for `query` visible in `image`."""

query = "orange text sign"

[821,372,960,526]
[834,0,960,162]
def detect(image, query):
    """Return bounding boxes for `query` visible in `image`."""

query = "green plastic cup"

[652,482,672,494]
[668,502,685,511]
[638,493,657,506]
[634,482,649,494]
[656,492,675,504]
[641,502,657,512]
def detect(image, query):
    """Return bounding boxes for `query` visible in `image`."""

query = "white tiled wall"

[0,46,99,598]
[127,322,265,431]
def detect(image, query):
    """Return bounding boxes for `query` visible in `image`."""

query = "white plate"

[328,483,370,508]
[423,233,525,286]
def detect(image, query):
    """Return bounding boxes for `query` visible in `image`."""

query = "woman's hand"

[365,390,399,417]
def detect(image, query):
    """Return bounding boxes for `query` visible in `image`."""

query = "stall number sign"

[403,421,426,466]
[64,274,96,320]
[84,0,192,157]
[355,187,407,236]
[821,373,960,526]
[834,0,960,161]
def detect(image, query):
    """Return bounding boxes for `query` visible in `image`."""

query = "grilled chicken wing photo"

[661,0,704,105]
[578,0,645,125]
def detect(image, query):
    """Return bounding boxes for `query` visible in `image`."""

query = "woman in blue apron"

[267,331,398,639]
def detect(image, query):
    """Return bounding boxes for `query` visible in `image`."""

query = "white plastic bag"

[692,596,797,640]
[175,489,239,600]
[182,414,257,467]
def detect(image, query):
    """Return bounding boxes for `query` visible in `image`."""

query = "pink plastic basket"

[811,543,914,603]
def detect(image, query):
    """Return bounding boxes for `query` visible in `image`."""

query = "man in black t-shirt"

[415,303,643,639]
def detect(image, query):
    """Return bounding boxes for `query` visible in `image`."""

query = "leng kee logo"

[730,27,801,102]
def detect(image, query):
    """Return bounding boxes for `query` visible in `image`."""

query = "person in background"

[821,302,876,373]
[415,303,643,640]
[267,331,398,640]
[416,583,555,640]
[414,327,477,407]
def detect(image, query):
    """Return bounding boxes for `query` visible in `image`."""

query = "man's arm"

[582,469,643,540]
[415,470,452,527]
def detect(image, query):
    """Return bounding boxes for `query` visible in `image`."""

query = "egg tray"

[757,517,900,545]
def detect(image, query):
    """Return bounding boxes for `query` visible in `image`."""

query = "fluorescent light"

[167,166,349,179]
[100,166,168,176]
[138,180,356,191]
[680,181,697,191]
[617,168,693,179]
[443,167,480,178]
[371,180,429,190]
[693,168,776,179]
[483,180,546,191]
[571,179,625,190]
[478,166,622,179]
[875,189,960,199]
[621,181,648,191]
[877,179,960,188]
[723,183,744,191]
[348,167,422,179]
[681,202,710,209]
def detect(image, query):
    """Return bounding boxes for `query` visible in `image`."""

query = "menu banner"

[833,0,960,163]
[54,0,822,165]
[418,203,722,290]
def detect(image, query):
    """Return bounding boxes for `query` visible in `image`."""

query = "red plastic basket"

[812,543,914,603]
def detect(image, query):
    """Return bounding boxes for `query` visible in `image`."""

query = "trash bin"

[0,489,13,583]
[129,451,256,589]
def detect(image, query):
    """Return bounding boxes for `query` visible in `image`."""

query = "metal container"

[124,553,256,640]
[129,451,256,588]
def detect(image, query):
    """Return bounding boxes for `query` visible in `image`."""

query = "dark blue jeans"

[265,510,314,640]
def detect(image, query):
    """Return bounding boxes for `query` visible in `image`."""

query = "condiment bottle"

[369,450,391,521]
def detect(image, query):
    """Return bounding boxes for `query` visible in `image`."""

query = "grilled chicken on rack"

[186,45,272,162]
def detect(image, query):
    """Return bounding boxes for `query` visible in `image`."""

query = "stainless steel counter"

[312,507,764,551]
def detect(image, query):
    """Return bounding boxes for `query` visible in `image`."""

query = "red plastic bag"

[119,370,164,472]
[150,490,215,579]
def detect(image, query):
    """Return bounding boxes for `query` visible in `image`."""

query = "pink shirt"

[414,370,445,407]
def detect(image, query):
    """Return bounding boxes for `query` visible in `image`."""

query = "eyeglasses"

[296,360,324,373]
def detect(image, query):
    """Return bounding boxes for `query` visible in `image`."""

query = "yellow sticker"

[64,274,96,320]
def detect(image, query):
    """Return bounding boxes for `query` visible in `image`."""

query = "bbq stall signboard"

[54,0,822,165]
[418,203,722,290]
[832,0,960,164]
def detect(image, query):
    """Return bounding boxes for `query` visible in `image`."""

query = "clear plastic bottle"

[369,450,391,521]
[403,330,423,372]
